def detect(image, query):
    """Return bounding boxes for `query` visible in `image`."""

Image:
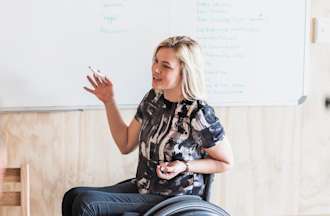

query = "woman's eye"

[161,64,171,69]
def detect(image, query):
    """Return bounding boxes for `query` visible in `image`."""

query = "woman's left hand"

[156,160,187,180]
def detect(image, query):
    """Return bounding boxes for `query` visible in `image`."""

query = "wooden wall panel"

[0,112,81,215]
[299,1,330,214]
[0,110,139,216]
[213,107,302,216]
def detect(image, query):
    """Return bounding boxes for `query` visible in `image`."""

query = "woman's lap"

[62,180,167,216]
[72,191,166,215]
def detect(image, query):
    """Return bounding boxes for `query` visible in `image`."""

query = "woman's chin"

[152,83,162,90]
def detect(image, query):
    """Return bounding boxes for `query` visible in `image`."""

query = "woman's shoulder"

[191,100,214,114]
[189,99,216,120]
[144,88,156,97]
[141,88,158,103]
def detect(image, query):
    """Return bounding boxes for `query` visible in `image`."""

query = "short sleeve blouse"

[133,89,225,196]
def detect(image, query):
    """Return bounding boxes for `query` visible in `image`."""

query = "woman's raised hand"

[84,68,114,104]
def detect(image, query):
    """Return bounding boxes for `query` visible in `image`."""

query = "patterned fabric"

[133,89,225,196]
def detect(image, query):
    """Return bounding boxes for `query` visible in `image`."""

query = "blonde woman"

[62,36,234,216]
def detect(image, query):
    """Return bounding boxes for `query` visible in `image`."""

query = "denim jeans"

[62,180,168,216]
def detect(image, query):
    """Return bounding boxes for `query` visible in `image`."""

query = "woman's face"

[152,48,182,91]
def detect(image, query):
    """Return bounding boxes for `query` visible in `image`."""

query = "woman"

[62,36,234,215]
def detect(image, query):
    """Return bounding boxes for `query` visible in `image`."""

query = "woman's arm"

[187,136,234,174]
[84,72,141,155]
[157,136,234,179]
[104,99,141,154]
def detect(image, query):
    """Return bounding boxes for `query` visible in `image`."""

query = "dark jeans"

[62,180,168,216]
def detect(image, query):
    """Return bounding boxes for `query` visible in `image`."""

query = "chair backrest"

[201,174,215,202]
[0,164,30,216]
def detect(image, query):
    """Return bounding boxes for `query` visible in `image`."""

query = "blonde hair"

[153,36,206,101]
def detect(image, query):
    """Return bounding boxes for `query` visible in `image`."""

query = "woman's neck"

[163,89,184,102]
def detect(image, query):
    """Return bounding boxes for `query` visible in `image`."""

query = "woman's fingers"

[156,165,178,180]
[156,166,171,179]
[156,166,163,177]
[159,162,175,173]
[87,75,97,88]
[93,72,103,86]
[87,73,112,90]
[96,70,112,86]
[83,86,95,94]
[164,165,176,173]
[100,76,109,86]
[104,76,112,85]
[88,66,112,86]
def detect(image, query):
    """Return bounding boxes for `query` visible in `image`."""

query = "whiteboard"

[0,0,309,111]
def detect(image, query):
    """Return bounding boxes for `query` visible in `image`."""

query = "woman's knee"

[63,187,84,201]
[62,187,91,211]
[71,192,97,216]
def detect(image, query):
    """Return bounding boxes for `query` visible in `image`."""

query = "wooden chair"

[0,164,30,216]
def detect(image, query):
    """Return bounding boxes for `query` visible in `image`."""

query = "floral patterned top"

[133,89,225,196]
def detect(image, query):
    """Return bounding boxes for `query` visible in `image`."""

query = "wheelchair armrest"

[115,178,135,185]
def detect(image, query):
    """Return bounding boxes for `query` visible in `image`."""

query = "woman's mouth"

[153,77,162,81]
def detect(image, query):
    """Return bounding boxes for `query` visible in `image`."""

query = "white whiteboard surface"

[0,0,309,111]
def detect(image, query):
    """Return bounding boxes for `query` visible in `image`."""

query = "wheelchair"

[120,174,230,216]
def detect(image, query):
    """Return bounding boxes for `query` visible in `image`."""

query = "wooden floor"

[1,0,330,215]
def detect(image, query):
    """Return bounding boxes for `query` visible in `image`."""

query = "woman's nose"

[155,66,160,74]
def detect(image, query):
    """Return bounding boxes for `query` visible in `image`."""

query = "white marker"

[88,66,105,77]
[88,66,97,73]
